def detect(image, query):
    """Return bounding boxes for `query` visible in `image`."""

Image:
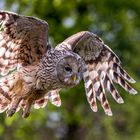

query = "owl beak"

[71,74,77,82]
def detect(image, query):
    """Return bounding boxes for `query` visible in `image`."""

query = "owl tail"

[0,72,21,113]
[33,90,61,109]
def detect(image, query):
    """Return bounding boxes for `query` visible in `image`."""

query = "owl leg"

[22,90,43,118]
[6,96,23,117]
[22,98,33,118]
[6,91,32,117]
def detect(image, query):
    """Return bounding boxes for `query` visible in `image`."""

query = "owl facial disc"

[56,55,83,87]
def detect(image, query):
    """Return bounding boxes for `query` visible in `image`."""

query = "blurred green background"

[0,0,140,140]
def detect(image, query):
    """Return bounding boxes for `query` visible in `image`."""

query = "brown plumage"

[0,11,137,118]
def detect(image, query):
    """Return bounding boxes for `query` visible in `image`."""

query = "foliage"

[0,0,140,139]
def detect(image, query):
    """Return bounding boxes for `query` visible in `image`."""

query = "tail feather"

[33,96,48,109]
[48,90,61,107]
[33,90,61,109]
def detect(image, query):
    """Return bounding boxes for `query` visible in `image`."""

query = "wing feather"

[83,68,97,112]
[104,73,124,104]
[0,11,49,76]
[57,31,137,116]
[48,90,61,107]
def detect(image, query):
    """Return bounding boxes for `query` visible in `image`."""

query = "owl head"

[56,53,83,87]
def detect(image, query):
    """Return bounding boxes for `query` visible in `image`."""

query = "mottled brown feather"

[60,31,137,116]
[0,10,48,75]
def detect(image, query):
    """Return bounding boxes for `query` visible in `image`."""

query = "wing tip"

[117,97,124,104]
[129,88,138,95]
[105,110,113,116]
[90,106,98,112]
[129,78,136,83]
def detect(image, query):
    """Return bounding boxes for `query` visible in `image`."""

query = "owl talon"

[6,109,16,117]
[22,99,32,118]
[5,96,23,117]
[22,111,30,118]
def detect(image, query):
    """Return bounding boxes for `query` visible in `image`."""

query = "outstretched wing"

[58,31,137,116]
[0,11,49,76]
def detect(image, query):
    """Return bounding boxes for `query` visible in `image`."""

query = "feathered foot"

[6,97,22,117]
[22,99,33,118]
[6,90,33,117]
[22,90,46,118]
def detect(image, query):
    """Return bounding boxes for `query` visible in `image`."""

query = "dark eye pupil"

[65,66,72,72]
[78,68,81,73]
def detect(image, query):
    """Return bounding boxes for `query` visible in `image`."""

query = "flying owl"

[0,11,137,118]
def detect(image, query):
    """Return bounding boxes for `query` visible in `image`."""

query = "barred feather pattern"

[33,96,48,109]
[33,90,61,109]
[15,89,61,117]
[0,11,137,117]
[37,49,69,90]
[0,10,48,76]
[62,31,137,116]
[83,46,137,116]
[0,45,67,117]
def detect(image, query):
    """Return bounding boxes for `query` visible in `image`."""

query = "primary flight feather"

[0,11,137,118]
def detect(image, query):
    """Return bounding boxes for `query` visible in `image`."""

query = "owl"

[0,11,137,118]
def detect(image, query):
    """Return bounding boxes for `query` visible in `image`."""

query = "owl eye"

[65,66,72,73]
[78,67,81,73]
